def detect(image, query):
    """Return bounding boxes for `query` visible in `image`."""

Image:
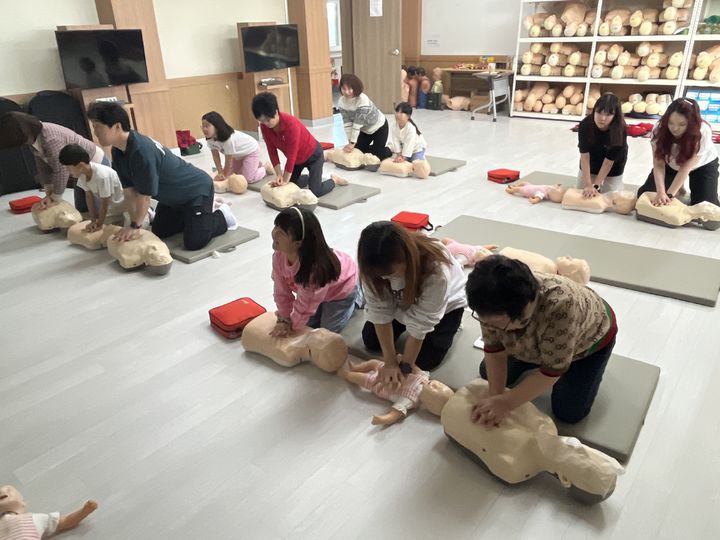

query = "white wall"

[0,0,98,95]
[155,0,288,79]
[421,0,520,56]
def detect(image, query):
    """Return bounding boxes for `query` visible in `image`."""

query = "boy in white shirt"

[59,144,125,232]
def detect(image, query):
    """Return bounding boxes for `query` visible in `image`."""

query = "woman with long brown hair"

[637,97,719,206]
[357,222,467,387]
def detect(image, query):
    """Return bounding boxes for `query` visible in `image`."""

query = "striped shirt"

[0,512,59,539]
[338,93,386,144]
[481,273,617,375]
[272,249,358,330]
[37,123,97,195]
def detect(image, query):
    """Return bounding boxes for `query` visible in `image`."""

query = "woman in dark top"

[577,93,628,198]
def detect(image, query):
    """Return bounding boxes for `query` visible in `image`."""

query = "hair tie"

[292,206,305,241]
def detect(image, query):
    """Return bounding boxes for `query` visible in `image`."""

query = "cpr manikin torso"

[241,311,347,373]
[499,247,591,285]
[339,359,455,425]
[213,173,248,194]
[67,222,173,275]
[562,189,637,214]
[330,148,380,171]
[31,200,82,231]
[635,192,720,230]
[260,183,318,210]
[441,379,623,503]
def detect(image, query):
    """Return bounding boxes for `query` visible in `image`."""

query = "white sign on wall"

[370,0,383,17]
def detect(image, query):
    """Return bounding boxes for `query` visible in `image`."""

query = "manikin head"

[548,184,568,203]
[0,485,26,515]
[302,329,348,372]
[610,190,637,214]
[252,92,281,129]
[87,101,131,148]
[432,67,442,81]
[555,256,591,285]
[419,380,455,415]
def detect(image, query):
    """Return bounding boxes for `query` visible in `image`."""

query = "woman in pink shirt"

[270,207,362,337]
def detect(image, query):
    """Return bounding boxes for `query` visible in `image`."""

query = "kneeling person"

[59,144,125,232]
[466,255,617,427]
[87,102,235,250]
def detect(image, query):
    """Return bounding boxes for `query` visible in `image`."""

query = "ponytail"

[394,101,420,135]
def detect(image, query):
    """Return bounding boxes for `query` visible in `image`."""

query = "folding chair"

[470,73,509,122]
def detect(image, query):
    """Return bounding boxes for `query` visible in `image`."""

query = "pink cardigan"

[272,249,358,330]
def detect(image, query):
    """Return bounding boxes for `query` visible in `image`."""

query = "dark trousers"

[291,142,335,197]
[151,192,227,251]
[361,307,464,370]
[637,158,719,205]
[355,119,390,160]
[479,337,616,424]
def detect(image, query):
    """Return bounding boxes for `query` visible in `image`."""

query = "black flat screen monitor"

[240,24,301,72]
[55,29,149,89]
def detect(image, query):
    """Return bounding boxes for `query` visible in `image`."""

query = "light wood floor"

[2,109,720,539]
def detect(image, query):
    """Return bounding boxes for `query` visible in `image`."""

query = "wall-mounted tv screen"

[240,24,301,72]
[55,29,149,89]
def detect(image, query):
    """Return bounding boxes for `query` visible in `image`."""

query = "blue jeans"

[307,283,364,333]
[409,149,426,162]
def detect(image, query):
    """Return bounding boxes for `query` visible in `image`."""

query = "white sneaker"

[217,203,238,231]
[147,206,156,224]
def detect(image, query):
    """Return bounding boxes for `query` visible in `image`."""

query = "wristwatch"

[667,193,674,199]
[130,222,141,229]
[593,184,600,190]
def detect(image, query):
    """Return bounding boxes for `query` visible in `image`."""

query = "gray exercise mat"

[341,309,657,461]
[534,355,659,463]
[166,226,259,263]
[433,215,720,306]
[317,184,381,210]
[519,170,578,188]
[246,177,273,192]
[427,155,467,176]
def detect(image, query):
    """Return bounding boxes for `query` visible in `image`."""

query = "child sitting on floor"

[385,102,429,163]
[59,144,125,232]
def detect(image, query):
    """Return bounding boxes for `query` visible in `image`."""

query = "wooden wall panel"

[168,74,244,139]
[402,0,421,67]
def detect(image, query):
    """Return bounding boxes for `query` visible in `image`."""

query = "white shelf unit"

[679,1,720,94]
[510,0,706,122]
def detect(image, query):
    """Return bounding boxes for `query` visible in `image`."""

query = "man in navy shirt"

[87,102,235,250]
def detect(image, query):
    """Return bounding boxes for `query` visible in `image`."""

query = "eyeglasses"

[471,311,511,331]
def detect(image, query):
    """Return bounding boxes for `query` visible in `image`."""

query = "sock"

[217,203,238,231]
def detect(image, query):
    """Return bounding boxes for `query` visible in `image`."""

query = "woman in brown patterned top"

[465,255,617,427]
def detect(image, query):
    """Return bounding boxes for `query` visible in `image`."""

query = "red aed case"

[487,168,520,184]
[320,141,334,150]
[209,297,266,339]
[391,211,433,232]
[9,195,42,214]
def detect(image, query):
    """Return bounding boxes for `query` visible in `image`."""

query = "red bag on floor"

[391,211,433,232]
[209,297,266,339]
[9,195,42,214]
[487,168,520,184]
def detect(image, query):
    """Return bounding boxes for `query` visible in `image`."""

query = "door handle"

[390,49,400,56]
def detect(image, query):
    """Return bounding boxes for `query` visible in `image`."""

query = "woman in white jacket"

[358,221,467,387]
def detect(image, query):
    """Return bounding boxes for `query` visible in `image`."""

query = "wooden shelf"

[515,75,588,84]
[595,35,689,43]
[590,78,680,86]
[519,37,594,43]
[683,80,720,88]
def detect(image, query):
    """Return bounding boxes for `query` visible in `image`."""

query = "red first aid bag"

[487,168,520,184]
[208,297,266,339]
[9,195,42,214]
[391,211,433,232]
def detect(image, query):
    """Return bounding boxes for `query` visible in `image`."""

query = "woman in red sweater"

[251,92,347,197]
